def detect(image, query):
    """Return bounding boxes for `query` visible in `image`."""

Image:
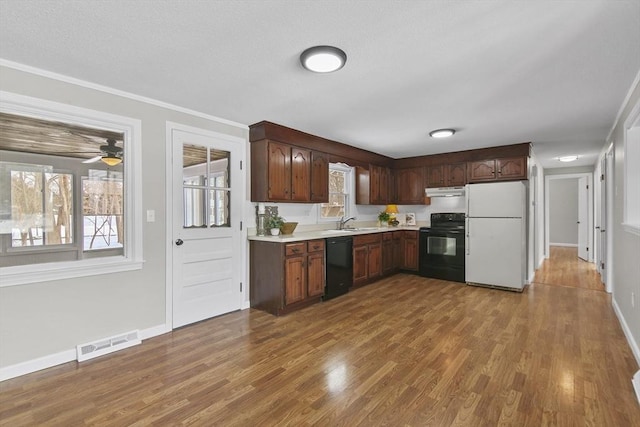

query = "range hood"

[425,186,466,198]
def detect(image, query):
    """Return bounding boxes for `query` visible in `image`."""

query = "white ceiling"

[1,0,639,168]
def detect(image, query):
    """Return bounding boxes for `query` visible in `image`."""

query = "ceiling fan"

[80,139,124,166]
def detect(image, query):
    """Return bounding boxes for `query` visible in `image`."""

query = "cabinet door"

[370,165,382,204]
[353,245,369,284]
[290,147,311,201]
[388,169,397,203]
[496,157,527,180]
[368,242,382,279]
[379,167,390,205]
[397,167,425,204]
[467,160,497,183]
[382,238,394,275]
[446,163,467,186]
[268,142,291,200]
[393,235,402,270]
[426,165,445,188]
[310,151,329,203]
[306,252,325,297]
[402,232,418,271]
[284,256,306,305]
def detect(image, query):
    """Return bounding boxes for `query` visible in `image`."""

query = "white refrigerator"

[465,181,527,291]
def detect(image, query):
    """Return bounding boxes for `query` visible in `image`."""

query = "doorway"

[166,124,245,329]
[544,172,593,261]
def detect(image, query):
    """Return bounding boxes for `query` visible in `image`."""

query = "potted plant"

[266,214,285,235]
[378,211,390,227]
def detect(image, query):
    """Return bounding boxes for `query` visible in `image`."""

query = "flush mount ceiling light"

[558,155,579,162]
[300,46,347,73]
[429,129,456,138]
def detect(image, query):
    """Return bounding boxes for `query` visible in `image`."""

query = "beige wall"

[0,65,248,368]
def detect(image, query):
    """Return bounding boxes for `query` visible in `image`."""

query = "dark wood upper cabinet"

[447,163,467,186]
[267,141,291,201]
[426,163,466,187]
[468,156,527,183]
[497,157,527,180]
[290,147,311,201]
[425,165,446,187]
[310,151,329,203]
[356,164,390,205]
[250,122,529,203]
[396,167,425,204]
[251,139,329,203]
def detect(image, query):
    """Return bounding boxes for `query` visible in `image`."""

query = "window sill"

[0,257,144,287]
[622,222,640,237]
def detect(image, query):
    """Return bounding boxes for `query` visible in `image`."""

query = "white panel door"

[466,217,525,290]
[578,176,588,261]
[467,181,525,218]
[172,129,242,328]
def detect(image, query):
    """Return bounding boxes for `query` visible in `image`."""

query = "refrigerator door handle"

[466,219,470,255]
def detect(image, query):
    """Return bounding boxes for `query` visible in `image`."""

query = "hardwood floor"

[534,246,604,291]
[1,275,638,426]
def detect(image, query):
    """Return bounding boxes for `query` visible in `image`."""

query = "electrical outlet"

[146,210,155,222]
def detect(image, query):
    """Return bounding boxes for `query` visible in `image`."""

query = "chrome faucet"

[338,216,356,230]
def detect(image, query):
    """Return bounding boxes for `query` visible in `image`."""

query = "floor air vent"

[76,330,141,362]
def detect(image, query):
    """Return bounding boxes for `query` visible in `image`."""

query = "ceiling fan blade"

[82,156,102,164]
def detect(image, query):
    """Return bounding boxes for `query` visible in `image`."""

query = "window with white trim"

[623,99,640,235]
[320,163,352,220]
[0,91,142,286]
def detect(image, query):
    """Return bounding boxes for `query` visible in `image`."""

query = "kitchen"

[1,1,639,424]
[248,121,533,315]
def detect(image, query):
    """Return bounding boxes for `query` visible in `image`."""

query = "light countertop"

[248,226,423,243]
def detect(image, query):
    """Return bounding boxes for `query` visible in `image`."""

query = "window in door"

[182,144,230,228]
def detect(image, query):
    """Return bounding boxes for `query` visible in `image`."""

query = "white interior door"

[577,176,588,261]
[598,157,606,280]
[171,129,242,328]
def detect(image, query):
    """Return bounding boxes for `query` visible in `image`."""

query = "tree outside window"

[320,164,351,219]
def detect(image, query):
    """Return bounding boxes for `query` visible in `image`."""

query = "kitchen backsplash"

[245,195,466,229]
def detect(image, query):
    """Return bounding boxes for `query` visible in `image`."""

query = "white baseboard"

[0,323,169,382]
[549,243,578,248]
[612,297,640,368]
[0,348,76,382]
[633,370,640,405]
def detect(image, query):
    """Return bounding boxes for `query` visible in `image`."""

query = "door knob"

[175,239,184,246]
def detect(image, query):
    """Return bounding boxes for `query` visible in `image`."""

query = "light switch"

[146,210,155,222]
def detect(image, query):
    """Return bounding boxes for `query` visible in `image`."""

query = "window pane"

[329,169,345,193]
[10,170,44,247]
[321,166,349,219]
[183,188,207,228]
[82,176,124,250]
[44,173,73,245]
[322,194,346,218]
[209,189,230,227]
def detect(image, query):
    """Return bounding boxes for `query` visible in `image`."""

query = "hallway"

[533,246,604,291]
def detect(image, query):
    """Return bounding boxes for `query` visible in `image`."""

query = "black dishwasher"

[324,236,353,300]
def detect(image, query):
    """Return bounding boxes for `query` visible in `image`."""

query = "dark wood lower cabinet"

[355,230,419,286]
[251,230,420,315]
[353,233,382,287]
[250,239,325,315]
[401,231,419,271]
